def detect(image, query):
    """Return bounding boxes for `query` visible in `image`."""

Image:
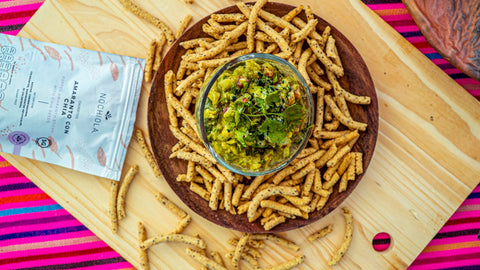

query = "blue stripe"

[0,225,87,241]
[0,182,37,192]
[425,53,443,60]
[400,31,423,38]
[450,73,471,80]
[0,204,63,217]
[467,192,480,199]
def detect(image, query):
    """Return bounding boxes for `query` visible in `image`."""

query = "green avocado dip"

[203,59,309,171]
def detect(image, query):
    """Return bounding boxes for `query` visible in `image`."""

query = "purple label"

[8,131,30,155]
[8,131,30,146]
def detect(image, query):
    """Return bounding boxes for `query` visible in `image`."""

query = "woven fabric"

[0,0,479,269]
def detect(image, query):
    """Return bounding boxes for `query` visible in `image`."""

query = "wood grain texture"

[4,0,480,269]
[147,2,378,233]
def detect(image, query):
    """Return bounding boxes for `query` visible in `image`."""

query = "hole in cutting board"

[372,232,391,252]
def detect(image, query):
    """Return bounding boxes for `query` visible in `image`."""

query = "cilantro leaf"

[265,91,281,109]
[282,104,304,127]
[258,118,286,145]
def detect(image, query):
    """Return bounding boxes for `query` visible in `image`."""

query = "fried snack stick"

[211,13,247,23]
[138,222,149,270]
[232,233,251,269]
[246,0,268,52]
[155,192,188,218]
[263,215,286,230]
[119,0,175,46]
[313,86,325,139]
[324,95,367,131]
[175,68,205,96]
[329,208,353,265]
[291,162,315,181]
[321,130,359,150]
[291,18,317,43]
[259,255,305,270]
[355,152,364,175]
[211,251,225,267]
[171,215,192,234]
[242,175,266,200]
[175,150,213,167]
[282,5,304,21]
[247,186,298,222]
[308,224,333,242]
[250,234,300,252]
[141,234,206,250]
[316,130,350,139]
[307,38,344,77]
[209,179,223,210]
[226,250,259,268]
[298,48,317,94]
[175,14,193,39]
[190,182,210,201]
[135,128,162,177]
[169,126,216,164]
[260,200,304,218]
[315,143,337,168]
[326,145,351,168]
[144,39,157,82]
[108,180,119,233]
[186,248,227,270]
[117,164,139,220]
[183,22,248,62]
[153,35,166,71]
[164,70,178,127]
[236,3,292,57]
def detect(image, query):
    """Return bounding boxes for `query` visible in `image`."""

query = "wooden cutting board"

[4,0,480,269]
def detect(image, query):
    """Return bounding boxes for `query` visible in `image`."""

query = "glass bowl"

[195,53,314,176]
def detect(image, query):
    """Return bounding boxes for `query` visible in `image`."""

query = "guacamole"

[203,59,308,171]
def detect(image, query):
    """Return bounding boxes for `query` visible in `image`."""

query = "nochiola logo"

[35,137,52,148]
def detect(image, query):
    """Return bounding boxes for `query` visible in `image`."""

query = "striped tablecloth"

[1,0,479,269]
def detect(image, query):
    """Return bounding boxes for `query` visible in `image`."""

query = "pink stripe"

[465,87,480,93]
[391,25,421,33]
[0,219,83,235]
[2,251,121,269]
[1,230,95,246]
[418,47,438,54]
[81,262,135,270]
[380,13,415,22]
[443,68,465,75]
[410,258,480,270]
[0,2,43,14]
[0,188,44,199]
[460,198,480,206]
[431,58,451,65]
[415,246,480,260]
[368,3,406,10]
[405,35,427,44]
[0,208,69,223]
[0,176,32,186]
[0,16,30,26]
[0,164,24,174]
[0,198,57,211]
[455,78,480,85]
[0,240,109,260]
[1,30,19,35]
[448,210,480,220]
[473,185,480,193]
[427,235,479,246]
[436,222,480,234]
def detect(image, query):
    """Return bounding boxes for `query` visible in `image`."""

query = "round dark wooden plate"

[147,2,378,233]
[403,0,480,81]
